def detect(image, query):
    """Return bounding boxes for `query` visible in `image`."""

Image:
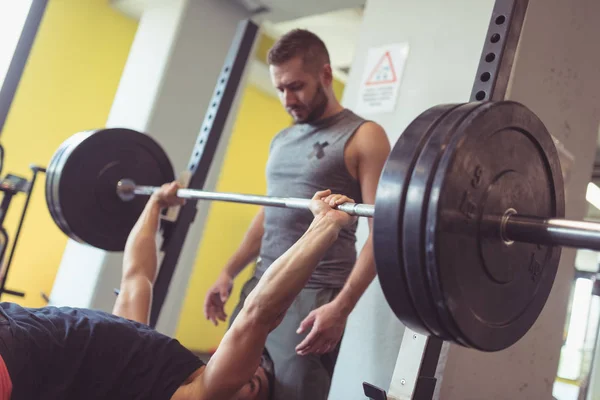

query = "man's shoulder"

[349,118,390,159]
[342,107,367,121]
[350,116,387,142]
[341,109,386,137]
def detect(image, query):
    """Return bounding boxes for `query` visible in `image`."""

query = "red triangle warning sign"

[365,51,397,85]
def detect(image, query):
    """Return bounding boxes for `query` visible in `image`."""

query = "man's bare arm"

[122,200,161,277]
[122,182,184,279]
[116,182,184,324]
[222,208,265,278]
[333,122,390,314]
[204,208,265,324]
[197,192,355,400]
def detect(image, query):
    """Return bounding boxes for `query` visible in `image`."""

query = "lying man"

[0,181,356,400]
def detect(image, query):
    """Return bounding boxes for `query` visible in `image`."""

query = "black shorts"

[0,302,204,400]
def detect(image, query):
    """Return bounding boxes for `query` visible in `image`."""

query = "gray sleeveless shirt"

[255,109,368,288]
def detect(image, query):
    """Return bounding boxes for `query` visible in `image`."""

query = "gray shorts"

[230,276,342,400]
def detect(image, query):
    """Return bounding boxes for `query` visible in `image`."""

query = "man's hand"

[151,181,186,209]
[204,272,234,326]
[295,301,347,356]
[309,189,357,229]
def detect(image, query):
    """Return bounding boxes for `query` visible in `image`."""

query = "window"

[0,0,47,135]
[0,1,33,86]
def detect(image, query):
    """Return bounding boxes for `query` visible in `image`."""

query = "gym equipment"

[44,99,598,352]
[374,101,564,352]
[0,167,45,300]
[149,19,260,328]
[45,128,174,252]
[116,179,375,217]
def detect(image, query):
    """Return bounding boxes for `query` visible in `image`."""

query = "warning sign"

[356,43,409,114]
[366,52,397,85]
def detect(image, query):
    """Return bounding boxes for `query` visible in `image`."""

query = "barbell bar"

[40,100,594,353]
[502,215,600,251]
[116,179,376,217]
[117,179,600,252]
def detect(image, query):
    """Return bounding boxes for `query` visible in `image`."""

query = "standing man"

[204,29,390,400]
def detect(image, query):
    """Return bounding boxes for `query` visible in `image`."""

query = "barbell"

[43,100,597,352]
[115,179,376,217]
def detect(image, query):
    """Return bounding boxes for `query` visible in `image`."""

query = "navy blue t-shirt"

[0,302,204,400]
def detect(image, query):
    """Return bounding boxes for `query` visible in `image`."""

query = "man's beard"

[292,85,329,124]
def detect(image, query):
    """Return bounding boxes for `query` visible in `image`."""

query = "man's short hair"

[267,29,330,72]
[260,349,276,400]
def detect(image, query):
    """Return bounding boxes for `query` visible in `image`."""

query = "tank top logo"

[308,141,329,160]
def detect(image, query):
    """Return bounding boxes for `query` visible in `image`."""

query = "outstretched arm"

[113,182,184,324]
[197,191,357,400]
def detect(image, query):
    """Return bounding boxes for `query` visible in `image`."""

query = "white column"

[436,0,600,397]
[329,0,495,398]
[49,0,253,337]
[331,0,600,398]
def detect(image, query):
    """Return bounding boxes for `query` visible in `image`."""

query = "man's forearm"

[199,214,343,399]
[333,232,377,316]
[122,198,162,279]
[222,209,264,278]
[222,239,261,278]
[244,214,342,325]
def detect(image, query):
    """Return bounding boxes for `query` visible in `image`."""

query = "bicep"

[356,123,391,226]
[199,309,270,399]
[246,208,265,238]
[112,274,153,324]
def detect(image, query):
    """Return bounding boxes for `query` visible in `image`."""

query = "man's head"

[232,351,275,400]
[267,29,334,123]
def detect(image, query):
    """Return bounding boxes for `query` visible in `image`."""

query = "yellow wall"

[1,0,138,306]
[176,84,292,351]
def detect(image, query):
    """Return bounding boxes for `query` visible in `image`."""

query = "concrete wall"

[437,0,600,398]
[329,0,496,397]
[330,0,600,398]
[329,0,493,399]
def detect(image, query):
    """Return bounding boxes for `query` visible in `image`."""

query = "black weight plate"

[46,131,94,236]
[426,101,564,351]
[46,137,70,235]
[403,102,482,343]
[373,104,460,337]
[46,128,175,251]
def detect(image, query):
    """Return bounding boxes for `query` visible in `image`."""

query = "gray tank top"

[255,109,368,288]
